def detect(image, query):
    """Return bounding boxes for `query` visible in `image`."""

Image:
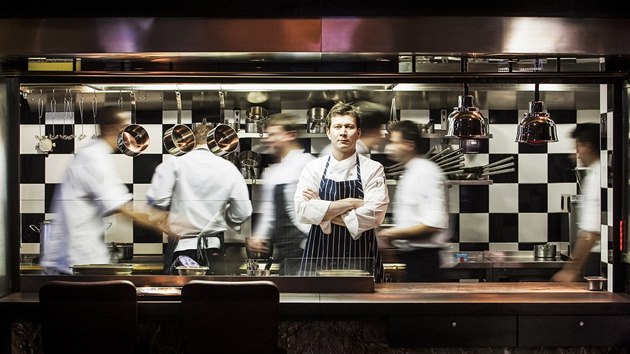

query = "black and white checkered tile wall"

[19,105,604,256]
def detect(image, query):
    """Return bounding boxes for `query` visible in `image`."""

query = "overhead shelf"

[245,179,492,186]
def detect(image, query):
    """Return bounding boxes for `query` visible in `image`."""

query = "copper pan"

[163,91,195,156]
[117,92,150,156]
[207,124,239,156]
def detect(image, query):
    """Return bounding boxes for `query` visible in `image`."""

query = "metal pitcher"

[29,220,52,256]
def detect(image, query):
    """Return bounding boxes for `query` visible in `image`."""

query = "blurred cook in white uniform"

[42,106,165,275]
[247,114,315,274]
[378,120,450,282]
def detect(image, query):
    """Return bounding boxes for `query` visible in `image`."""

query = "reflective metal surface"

[1,17,630,56]
[446,95,489,139]
[515,101,558,145]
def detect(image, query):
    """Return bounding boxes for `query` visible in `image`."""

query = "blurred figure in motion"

[147,123,252,275]
[41,106,166,275]
[553,123,601,282]
[378,120,450,282]
[318,100,387,158]
[247,114,316,274]
[295,102,389,282]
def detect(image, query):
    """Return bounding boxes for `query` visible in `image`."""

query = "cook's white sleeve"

[146,161,176,210]
[253,175,274,239]
[294,165,330,225]
[342,164,389,239]
[81,156,132,215]
[226,177,253,225]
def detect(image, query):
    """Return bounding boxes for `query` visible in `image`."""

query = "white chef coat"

[41,139,132,274]
[578,160,601,252]
[253,149,315,242]
[390,157,450,250]
[147,146,253,252]
[294,152,389,239]
[318,139,370,158]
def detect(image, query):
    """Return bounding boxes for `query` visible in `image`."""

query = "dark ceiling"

[3,0,630,18]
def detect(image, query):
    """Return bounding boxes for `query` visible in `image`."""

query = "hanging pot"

[117,92,150,156]
[307,107,328,134]
[207,124,239,156]
[238,150,262,180]
[163,91,195,156]
[245,106,268,135]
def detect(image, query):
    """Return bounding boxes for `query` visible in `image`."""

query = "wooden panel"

[519,315,630,347]
[389,315,517,347]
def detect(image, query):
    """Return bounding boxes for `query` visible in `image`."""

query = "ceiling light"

[515,83,558,145]
[445,84,489,139]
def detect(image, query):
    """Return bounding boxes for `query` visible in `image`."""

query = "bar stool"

[181,280,283,354]
[39,280,138,354]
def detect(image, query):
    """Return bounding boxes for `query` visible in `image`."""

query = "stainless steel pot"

[534,243,556,258]
[118,92,150,156]
[108,242,133,262]
[163,91,195,156]
[207,124,239,156]
[307,107,328,134]
[245,106,268,135]
[238,150,262,180]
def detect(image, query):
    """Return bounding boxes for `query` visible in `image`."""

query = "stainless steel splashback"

[1,17,630,57]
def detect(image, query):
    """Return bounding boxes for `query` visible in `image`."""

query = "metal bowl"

[584,276,607,291]
[176,266,209,276]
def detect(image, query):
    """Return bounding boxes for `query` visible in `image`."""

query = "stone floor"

[10,321,630,354]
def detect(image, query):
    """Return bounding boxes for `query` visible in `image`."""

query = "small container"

[176,266,209,276]
[455,253,469,263]
[256,269,271,277]
[584,276,607,291]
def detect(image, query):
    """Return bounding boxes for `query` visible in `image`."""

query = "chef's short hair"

[326,102,362,129]
[267,113,302,134]
[96,106,125,128]
[193,124,212,144]
[97,106,126,134]
[389,120,425,154]
[572,123,600,152]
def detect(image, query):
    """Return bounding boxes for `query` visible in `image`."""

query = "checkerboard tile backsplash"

[19,106,606,255]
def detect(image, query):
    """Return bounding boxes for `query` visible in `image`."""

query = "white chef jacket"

[253,149,315,243]
[390,157,450,250]
[578,160,601,252]
[41,139,132,274]
[294,152,389,239]
[147,146,253,252]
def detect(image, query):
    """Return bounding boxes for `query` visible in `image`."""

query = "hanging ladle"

[91,92,99,139]
[76,94,86,140]
[35,90,54,153]
[163,90,195,156]
[117,91,150,156]
[49,89,59,141]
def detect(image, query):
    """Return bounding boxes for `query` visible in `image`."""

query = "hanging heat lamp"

[515,83,558,145]
[445,83,489,139]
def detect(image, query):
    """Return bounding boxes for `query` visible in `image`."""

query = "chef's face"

[263,125,292,155]
[326,114,361,154]
[386,131,414,163]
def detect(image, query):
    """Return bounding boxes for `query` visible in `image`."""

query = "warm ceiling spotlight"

[445,84,489,139]
[515,83,558,145]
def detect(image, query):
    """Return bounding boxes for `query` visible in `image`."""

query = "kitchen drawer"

[519,315,630,347]
[389,315,517,347]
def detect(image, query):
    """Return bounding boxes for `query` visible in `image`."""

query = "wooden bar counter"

[3,282,630,351]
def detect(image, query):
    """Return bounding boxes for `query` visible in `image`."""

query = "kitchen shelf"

[237,131,328,138]
[420,129,493,139]
[385,179,493,186]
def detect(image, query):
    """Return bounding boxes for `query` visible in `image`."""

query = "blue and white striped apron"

[299,155,384,282]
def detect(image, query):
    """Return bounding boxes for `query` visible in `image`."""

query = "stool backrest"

[181,280,280,354]
[39,280,137,354]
